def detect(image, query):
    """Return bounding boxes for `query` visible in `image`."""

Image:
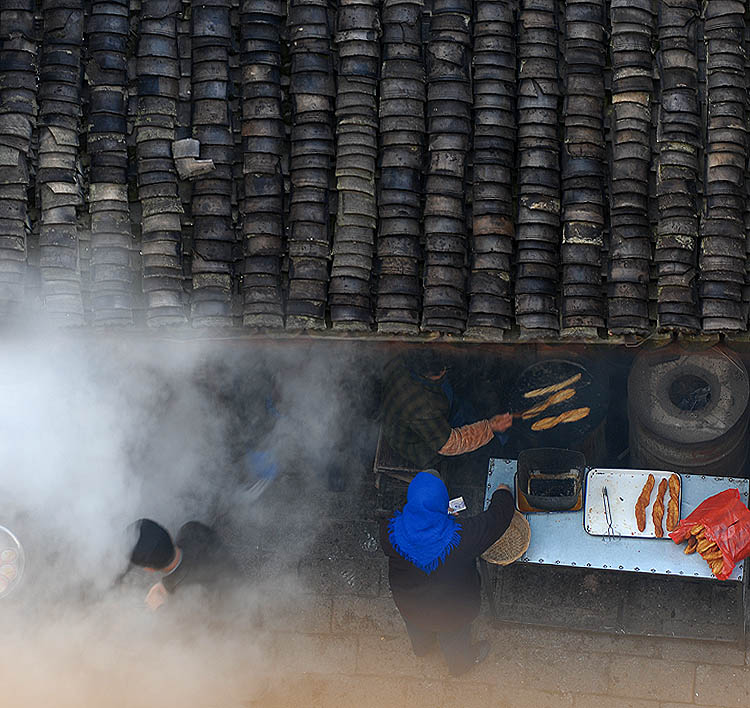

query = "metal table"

[481,458,750,640]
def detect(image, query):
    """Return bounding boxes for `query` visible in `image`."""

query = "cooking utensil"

[509,358,607,446]
[602,486,615,539]
[514,473,584,513]
[517,447,586,511]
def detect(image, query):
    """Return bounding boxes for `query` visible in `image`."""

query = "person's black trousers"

[404,619,475,676]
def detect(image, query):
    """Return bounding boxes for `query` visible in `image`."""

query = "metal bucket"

[0,526,24,599]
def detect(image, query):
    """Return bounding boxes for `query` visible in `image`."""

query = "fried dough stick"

[521,388,576,420]
[530,407,590,431]
[652,478,668,537]
[523,373,582,399]
[666,474,680,531]
[635,473,655,532]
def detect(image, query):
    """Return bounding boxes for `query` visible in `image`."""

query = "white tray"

[585,468,682,539]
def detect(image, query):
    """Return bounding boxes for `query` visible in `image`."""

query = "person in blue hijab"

[380,470,515,676]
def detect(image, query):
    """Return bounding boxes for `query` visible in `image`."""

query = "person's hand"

[489,413,513,433]
[145,582,168,611]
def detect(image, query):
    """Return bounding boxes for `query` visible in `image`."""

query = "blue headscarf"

[388,471,462,574]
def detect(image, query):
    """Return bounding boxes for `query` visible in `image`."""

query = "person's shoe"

[448,641,491,677]
[411,637,437,657]
[473,640,490,665]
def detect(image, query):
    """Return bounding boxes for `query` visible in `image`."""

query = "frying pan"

[509,358,609,448]
[0,525,24,599]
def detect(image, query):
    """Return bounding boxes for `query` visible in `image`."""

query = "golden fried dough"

[521,388,576,420]
[653,478,668,538]
[530,406,591,431]
[523,373,583,399]
[635,473,655,533]
[666,474,680,532]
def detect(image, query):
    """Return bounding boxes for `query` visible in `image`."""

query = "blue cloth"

[243,449,278,480]
[441,379,473,428]
[388,472,461,574]
[264,395,283,419]
[494,430,509,445]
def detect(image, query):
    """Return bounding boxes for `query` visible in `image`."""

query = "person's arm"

[460,486,516,556]
[438,414,513,456]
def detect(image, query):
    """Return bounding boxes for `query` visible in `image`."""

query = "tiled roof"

[1,0,748,340]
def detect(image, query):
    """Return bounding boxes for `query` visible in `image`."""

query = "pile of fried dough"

[681,524,725,577]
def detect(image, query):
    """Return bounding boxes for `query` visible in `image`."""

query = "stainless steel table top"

[485,458,750,581]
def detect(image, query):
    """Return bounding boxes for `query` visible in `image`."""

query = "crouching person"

[129,519,239,611]
[380,471,515,676]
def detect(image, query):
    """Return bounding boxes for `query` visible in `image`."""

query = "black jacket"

[380,489,515,631]
[162,522,239,594]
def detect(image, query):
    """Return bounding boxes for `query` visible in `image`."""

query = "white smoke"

[0,326,380,706]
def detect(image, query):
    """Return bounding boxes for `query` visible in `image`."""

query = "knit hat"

[404,348,449,378]
[130,519,175,569]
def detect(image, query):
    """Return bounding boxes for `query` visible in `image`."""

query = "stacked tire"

[514,0,561,336]
[607,0,655,336]
[560,0,606,336]
[38,0,85,324]
[374,0,425,335]
[466,0,515,340]
[286,0,335,329]
[0,0,36,317]
[421,0,472,335]
[190,0,235,326]
[86,0,134,326]
[135,0,187,326]
[654,0,701,333]
[328,0,380,330]
[240,0,285,329]
[699,0,746,332]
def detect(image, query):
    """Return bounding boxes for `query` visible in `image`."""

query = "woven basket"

[481,511,531,566]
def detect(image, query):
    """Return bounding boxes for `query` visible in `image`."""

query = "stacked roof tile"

[374,0,425,334]
[0,0,749,339]
[0,0,36,317]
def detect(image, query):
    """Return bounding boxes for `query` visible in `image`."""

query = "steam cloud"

[0,326,380,706]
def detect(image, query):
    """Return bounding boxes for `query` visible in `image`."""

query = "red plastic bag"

[669,489,750,580]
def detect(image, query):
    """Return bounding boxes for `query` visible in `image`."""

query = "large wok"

[509,358,609,449]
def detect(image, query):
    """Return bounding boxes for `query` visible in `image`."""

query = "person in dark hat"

[381,350,513,469]
[129,519,239,610]
[380,471,515,676]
